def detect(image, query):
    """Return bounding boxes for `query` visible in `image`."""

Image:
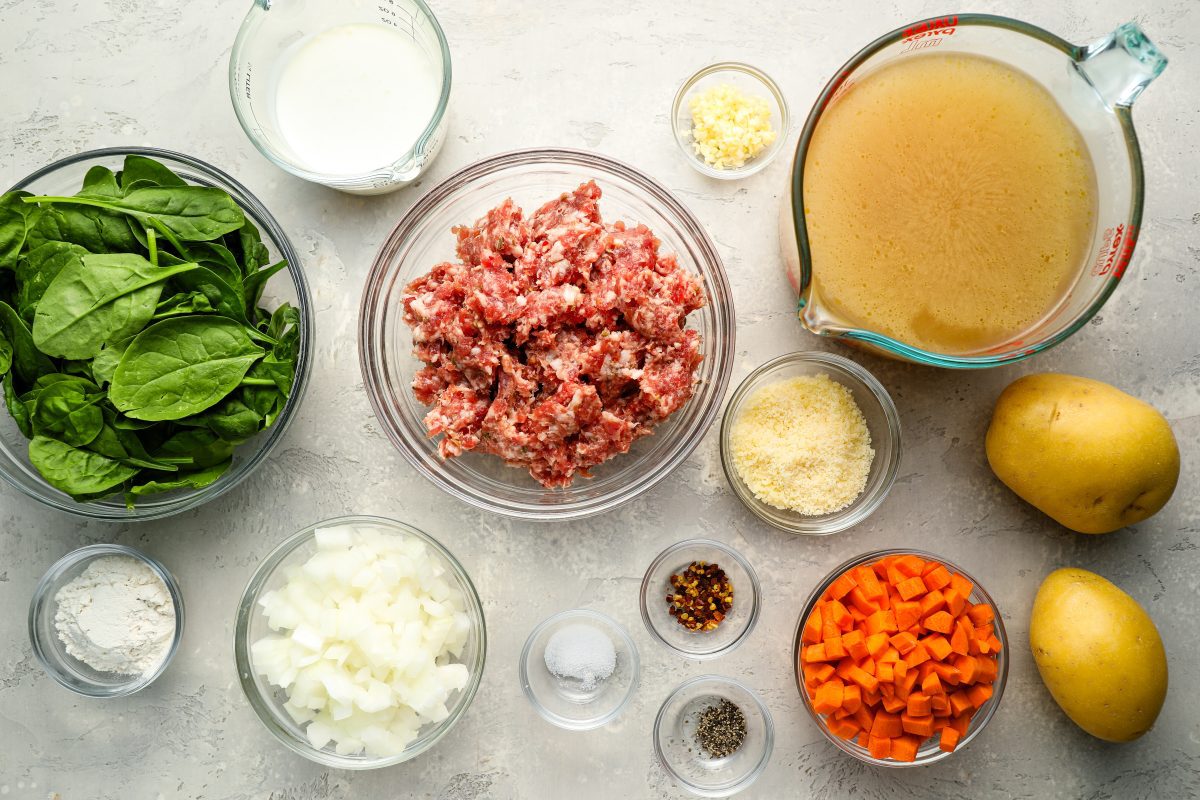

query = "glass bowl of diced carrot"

[792,549,1008,767]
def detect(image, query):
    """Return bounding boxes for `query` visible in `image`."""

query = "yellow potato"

[985,373,1179,534]
[1029,568,1168,742]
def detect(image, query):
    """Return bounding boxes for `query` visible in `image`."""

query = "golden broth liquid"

[803,52,1097,355]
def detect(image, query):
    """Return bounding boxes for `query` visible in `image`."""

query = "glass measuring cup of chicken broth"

[229,0,451,195]
[781,16,1167,367]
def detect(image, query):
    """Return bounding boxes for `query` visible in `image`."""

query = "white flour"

[53,555,176,676]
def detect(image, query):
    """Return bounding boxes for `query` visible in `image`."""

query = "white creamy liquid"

[273,23,440,175]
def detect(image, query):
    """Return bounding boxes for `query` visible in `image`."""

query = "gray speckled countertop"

[1,1,1198,798]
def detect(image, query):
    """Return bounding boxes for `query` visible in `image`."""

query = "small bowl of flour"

[29,544,183,697]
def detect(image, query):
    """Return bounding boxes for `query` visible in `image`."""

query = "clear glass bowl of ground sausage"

[359,148,736,520]
[719,351,901,534]
[792,549,1009,767]
[0,147,313,521]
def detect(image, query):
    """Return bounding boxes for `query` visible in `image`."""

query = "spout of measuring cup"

[1076,22,1167,108]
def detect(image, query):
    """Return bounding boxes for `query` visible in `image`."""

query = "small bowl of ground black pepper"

[720,351,902,535]
[639,539,760,660]
[653,675,774,797]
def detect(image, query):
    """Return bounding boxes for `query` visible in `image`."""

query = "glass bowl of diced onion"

[671,62,789,180]
[234,515,486,769]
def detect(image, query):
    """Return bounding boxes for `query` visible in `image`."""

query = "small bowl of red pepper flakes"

[640,539,761,660]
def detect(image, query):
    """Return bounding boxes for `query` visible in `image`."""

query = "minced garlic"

[688,83,777,170]
[729,374,873,516]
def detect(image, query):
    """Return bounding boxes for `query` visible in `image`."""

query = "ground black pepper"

[693,698,746,758]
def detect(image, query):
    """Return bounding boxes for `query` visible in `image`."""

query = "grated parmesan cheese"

[729,374,874,516]
[688,83,778,170]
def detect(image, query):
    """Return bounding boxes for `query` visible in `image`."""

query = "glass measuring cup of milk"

[229,0,451,195]
[780,16,1167,368]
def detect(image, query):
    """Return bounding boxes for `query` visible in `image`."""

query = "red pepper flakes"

[667,561,734,632]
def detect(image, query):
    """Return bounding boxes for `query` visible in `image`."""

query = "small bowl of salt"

[519,609,640,730]
[28,543,183,698]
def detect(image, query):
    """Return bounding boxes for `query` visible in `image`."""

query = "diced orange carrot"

[865,609,898,636]
[846,666,879,694]
[889,631,919,655]
[829,572,858,600]
[968,636,982,656]
[857,731,870,748]
[921,672,944,697]
[976,656,998,684]
[966,683,993,708]
[902,712,935,738]
[803,662,836,688]
[876,661,895,683]
[893,600,921,631]
[842,683,862,712]
[949,691,973,717]
[929,660,961,686]
[842,629,869,661]
[939,726,961,753]
[803,643,829,662]
[868,734,892,760]
[881,693,906,713]
[814,680,845,714]
[944,587,967,617]
[853,705,874,732]
[967,603,995,626]
[847,586,878,616]
[890,734,921,762]
[923,633,953,660]
[893,660,908,680]
[849,606,867,623]
[932,696,951,716]
[886,561,907,587]
[832,706,852,720]
[895,576,928,601]
[877,647,901,665]
[949,712,972,736]
[829,717,861,739]
[906,691,932,716]
[865,631,890,658]
[986,634,1003,653]
[854,566,886,600]
[863,687,881,707]
[949,621,970,656]
[871,710,903,738]
[899,665,919,694]
[824,636,847,660]
[924,563,952,591]
[919,589,947,619]
[951,654,977,684]
[948,573,973,599]
[895,554,926,578]
[903,643,931,668]
[924,610,955,635]
[802,608,823,644]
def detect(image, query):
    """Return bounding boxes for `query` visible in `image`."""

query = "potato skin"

[1029,568,1168,742]
[985,373,1179,534]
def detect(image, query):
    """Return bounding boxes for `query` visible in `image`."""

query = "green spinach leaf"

[0,300,54,384]
[0,191,40,270]
[0,328,10,377]
[27,203,139,253]
[3,372,30,437]
[80,166,122,198]
[29,378,105,447]
[16,242,88,323]
[118,155,187,192]
[124,460,230,507]
[24,186,245,242]
[110,315,264,421]
[32,253,197,360]
[29,435,139,499]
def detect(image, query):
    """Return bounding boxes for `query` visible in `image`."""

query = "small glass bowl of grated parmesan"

[672,62,789,179]
[720,351,902,534]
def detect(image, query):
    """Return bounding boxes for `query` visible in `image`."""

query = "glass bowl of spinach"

[0,147,313,520]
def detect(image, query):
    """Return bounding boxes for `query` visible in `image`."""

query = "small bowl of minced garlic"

[29,544,183,697]
[719,351,902,534]
[672,62,789,179]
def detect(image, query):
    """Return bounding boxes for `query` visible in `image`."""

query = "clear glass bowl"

[0,147,314,521]
[653,675,774,797]
[359,148,736,520]
[229,0,452,195]
[792,548,1010,767]
[233,515,486,770]
[671,62,789,180]
[640,539,760,660]
[28,543,184,698]
[720,351,901,534]
[519,609,640,731]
